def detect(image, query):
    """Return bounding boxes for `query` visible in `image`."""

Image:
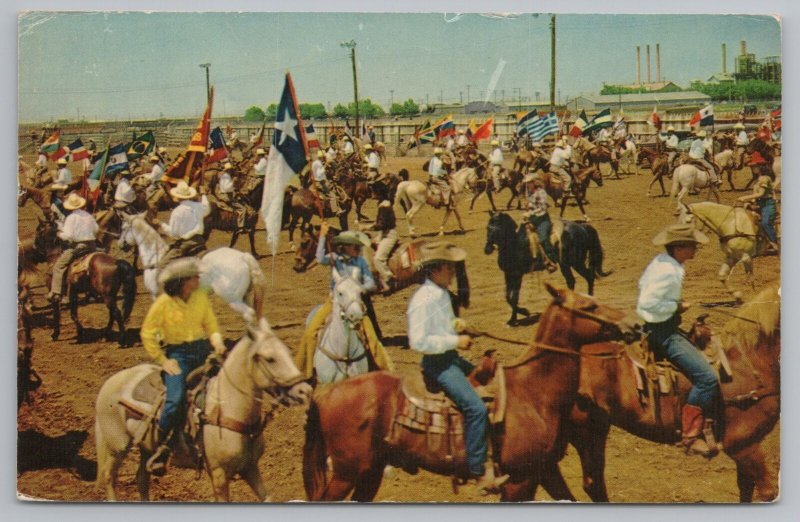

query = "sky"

[17,11,781,122]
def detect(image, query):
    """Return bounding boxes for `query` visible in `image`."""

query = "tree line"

[600,79,780,102]
[243,98,423,121]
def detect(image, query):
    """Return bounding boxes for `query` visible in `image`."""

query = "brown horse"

[33,218,137,346]
[639,148,672,197]
[18,186,55,218]
[566,285,780,502]
[543,165,603,221]
[302,284,631,502]
[203,199,260,257]
[574,138,620,179]
[287,187,351,243]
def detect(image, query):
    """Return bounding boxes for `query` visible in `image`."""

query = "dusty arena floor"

[17,152,779,502]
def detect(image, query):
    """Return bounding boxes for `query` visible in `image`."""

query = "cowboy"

[364,143,382,182]
[253,148,268,178]
[324,142,338,163]
[637,223,719,458]
[489,140,504,192]
[141,257,227,476]
[311,150,341,215]
[549,139,573,192]
[157,146,170,164]
[523,173,558,273]
[35,151,48,170]
[407,240,510,495]
[370,200,398,293]
[216,163,248,228]
[113,169,137,215]
[734,123,749,169]
[46,192,99,302]
[428,147,452,206]
[660,126,679,170]
[154,181,211,267]
[689,130,720,185]
[145,154,165,183]
[54,158,73,187]
[455,129,469,148]
[738,168,779,251]
[367,125,377,145]
[342,135,355,156]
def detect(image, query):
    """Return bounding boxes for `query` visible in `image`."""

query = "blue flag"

[105,143,129,176]
[527,112,559,141]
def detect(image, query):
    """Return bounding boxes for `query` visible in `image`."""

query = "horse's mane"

[720,285,780,352]
[131,214,167,248]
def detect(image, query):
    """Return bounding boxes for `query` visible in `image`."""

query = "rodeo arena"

[17,58,782,503]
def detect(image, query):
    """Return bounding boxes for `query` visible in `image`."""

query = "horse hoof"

[51,333,59,341]
[517,307,530,317]
[506,319,518,327]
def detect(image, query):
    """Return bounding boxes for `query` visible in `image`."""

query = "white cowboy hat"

[734,123,745,129]
[256,148,267,155]
[523,172,541,183]
[532,142,543,148]
[419,240,467,267]
[157,257,200,288]
[316,150,324,159]
[364,143,373,150]
[695,130,707,137]
[224,162,234,170]
[49,182,68,191]
[62,192,87,210]
[667,126,675,132]
[169,181,198,200]
[57,158,68,166]
[491,140,500,146]
[556,139,566,147]
[652,223,709,246]
[149,154,160,162]
[433,147,444,155]
[343,135,351,141]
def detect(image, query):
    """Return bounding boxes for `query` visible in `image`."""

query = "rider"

[370,200,399,293]
[523,173,558,273]
[342,135,355,156]
[216,162,248,228]
[734,123,749,169]
[637,223,720,458]
[455,129,469,149]
[428,147,452,206]
[54,158,73,188]
[46,192,99,303]
[141,257,227,476]
[689,130,720,185]
[549,139,572,192]
[738,168,779,251]
[660,126,679,171]
[489,140,504,193]
[154,181,211,267]
[407,240,510,495]
[311,150,341,215]
[364,143,382,183]
[113,169,137,216]
[144,154,165,199]
[253,148,268,178]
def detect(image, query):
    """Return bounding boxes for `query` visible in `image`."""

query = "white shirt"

[36,154,48,167]
[160,196,210,240]
[736,131,749,147]
[489,147,504,165]
[455,134,468,147]
[407,279,459,355]
[114,178,136,203]
[689,139,705,160]
[665,134,679,150]
[57,209,98,243]
[597,128,611,141]
[254,157,268,177]
[218,172,235,194]
[702,137,713,154]
[445,137,455,151]
[148,163,164,183]
[343,141,354,155]
[312,159,327,182]
[636,253,684,323]
[55,167,72,185]
[325,147,337,162]
[428,156,447,178]
[367,151,380,169]
[550,147,571,168]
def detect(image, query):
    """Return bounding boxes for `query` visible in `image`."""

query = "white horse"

[670,163,721,212]
[617,139,639,175]
[95,318,312,501]
[119,213,264,323]
[713,149,737,190]
[308,267,369,384]
[394,167,478,237]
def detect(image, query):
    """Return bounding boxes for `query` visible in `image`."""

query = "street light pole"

[549,15,556,111]
[340,40,360,137]
[199,63,211,102]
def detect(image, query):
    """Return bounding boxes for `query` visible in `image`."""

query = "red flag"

[469,118,494,143]
[770,107,781,131]
[50,145,70,161]
[188,88,214,153]
[647,106,662,130]
[164,88,214,185]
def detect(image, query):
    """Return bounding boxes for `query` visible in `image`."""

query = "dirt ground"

[16,150,780,503]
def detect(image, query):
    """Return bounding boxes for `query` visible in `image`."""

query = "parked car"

[742,104,758,115]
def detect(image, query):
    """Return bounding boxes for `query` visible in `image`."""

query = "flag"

[40,131,60,156]
[515,110,538,137]
[689,104,714,128]
[527,111,559,141]
[305,123,320,149]
[414,120,435,143]
[105,143,129,176]
[67,138,90,162]
[361,121,368,139]
[469,118,494,143]
[770,106,781,131]
[86,146,110,192]
[569,110,589,137]
[247,117,267,152]
[188,90,213,153]
[434,115,456,139]
[50,145,70,162]
[126,131,155,161]
[647,106,662,130]
[583,108,613,135]
[260,72,308,256]
[613,111,626,138]
[163,87,214,185]
[204,127,228,165]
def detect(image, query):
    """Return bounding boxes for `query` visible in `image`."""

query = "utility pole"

[460,91,463,104]
[390,89,394,108]
[549,14,556,111]
[440,89,443,104]
[199,62,211,102]
[340,40,359,137]
[466,84,471,104]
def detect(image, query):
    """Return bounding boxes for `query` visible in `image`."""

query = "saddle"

[66,250,101,288]
[524,219,564,267]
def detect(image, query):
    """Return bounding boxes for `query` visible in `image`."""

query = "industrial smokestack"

[636,46,641,84]
[646,44,651,83]
[740,40,746,56]
[656,43,661,82]
[722,43,727,74]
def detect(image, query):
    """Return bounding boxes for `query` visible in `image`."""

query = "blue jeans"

[529,214,558,263]
[645,318,718,413]
[760,199,777,243]
[421,351,487,477]
[159,339,211,432]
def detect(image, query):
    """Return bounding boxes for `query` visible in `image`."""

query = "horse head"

[539,283,630,347]
[33,215,59,255]
[590,166,604,187]
[331,266,367,327]
[484,211,515,254]
[243,317,311,406]
[118,211,146,252]
[293,231,318,273]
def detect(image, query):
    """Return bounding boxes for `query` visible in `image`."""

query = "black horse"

[484,212,611,326]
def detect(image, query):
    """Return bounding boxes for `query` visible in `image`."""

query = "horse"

[469,168,525,212]
[309,267,371,384]
[302,284,631,502]
[713,149,737,191]
[394,167,478,237]
[118,213,265,323]
[204,199,260,257]
[33,218,137,346]
[638,148,672,197]
[574,137,620,179]
[670,164,721,211]
[484,212,611,326]
[95,318,313,501]
[18,186,55,218]
[616,138,639,175]
[565,285,780,502]
[550,165,603,221]
[679,201,772,302]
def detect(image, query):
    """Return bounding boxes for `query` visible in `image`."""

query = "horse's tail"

[394,182,410,214]
[669,165,683,199]
[242,252,266,321]
[116,260,137,321]
[584,224,613,278]
[302,399,329,500]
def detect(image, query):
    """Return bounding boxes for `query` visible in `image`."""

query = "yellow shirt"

[140,288,221,364]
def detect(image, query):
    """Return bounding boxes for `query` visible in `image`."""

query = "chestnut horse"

[302,284,630,502]
[541,165,603,221]
[566,285,780,502]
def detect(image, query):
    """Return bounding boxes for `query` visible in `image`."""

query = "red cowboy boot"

[680,404,718,458]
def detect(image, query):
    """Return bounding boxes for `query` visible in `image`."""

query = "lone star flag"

[689,104,714,128]
[260,72,308,255]
[126,131,155,161]
[647,106,662,130]
[569,110,589,137]
[204,127,228,165]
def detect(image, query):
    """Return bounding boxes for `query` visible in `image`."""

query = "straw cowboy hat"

[418,240,467,267]
[149,154,160,162]
[62,192,87,211]
[667,126,675,132]
[256,148,267,155]
[696,130,707,138]
[332,230,371,247]
[223,162,234,170]
[734,122,745,130]
[532,142,543,148]
[316,150,324,159]
[491,140,500,146]
[57,158,68,166]
[169,181,198,200]
[433,147,444,155]
[652,223,709,246]
[50,182,68,191]
[157,257,200,288]
[364,143,373,151]
[556,139,566,147]
[158,147,168,154]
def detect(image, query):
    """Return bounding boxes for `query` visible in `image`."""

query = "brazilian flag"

[126,131,155,161]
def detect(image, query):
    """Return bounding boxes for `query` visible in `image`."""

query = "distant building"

[618,81,682,92]
[464,101,501,114]
[734,41,781,84]
[706,73,734,84]
[569,91,712,112]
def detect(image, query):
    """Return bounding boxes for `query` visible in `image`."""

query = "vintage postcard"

[17,11,781,503]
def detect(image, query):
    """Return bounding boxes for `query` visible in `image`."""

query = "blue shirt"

[407,279,459,355]
[636,253,684,323]
[315,239,377,292]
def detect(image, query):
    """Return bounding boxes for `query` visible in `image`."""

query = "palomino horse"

[95,318,312,501]
[670,164,721,211]
[679,202,772,302]
[308,267,370,384]
[566,285,780,502]
[119,213,265,323]
[394,167,478,237]
[484,212,611,326]
[33,218,137,346]
[302,284,632,502]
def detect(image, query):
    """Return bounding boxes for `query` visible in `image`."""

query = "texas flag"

[204,126,228,165]
[689,104,714,128]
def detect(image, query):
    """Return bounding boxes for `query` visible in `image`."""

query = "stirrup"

[146,445,171,476]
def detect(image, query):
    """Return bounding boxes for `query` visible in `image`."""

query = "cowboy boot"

[146,427,173,476]
[474,462,510,496]
[680,404,717,458]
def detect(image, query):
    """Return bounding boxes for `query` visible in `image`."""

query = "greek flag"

[526,111,559,141]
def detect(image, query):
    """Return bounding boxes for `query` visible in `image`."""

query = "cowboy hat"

[157,257,200,288]
[158,147,167,154]
[491,140,500,146]
[57,158,68,166]
[223,162,234,170]
[667,126,675,132]
[696,130,707,137]
[419,240,467,267]
[62,192,87,210]
[652,223,709,246]
[49,182,68,191]
[332,230,371,247]
[523,172,541,183]
[149,154,160,162]
[256,148,267,155]
[343,135,351,141]
[169,181,198,200]
[556,139,566,147]
[119,169,132,177]
[316,150,324,159]
[433,147,444,155]
[364,143,373,150]
[532,141,543,148]
[734,122,745,129]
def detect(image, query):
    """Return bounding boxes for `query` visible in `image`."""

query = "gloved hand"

[452,318,469,334]
[209,332,227,356]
